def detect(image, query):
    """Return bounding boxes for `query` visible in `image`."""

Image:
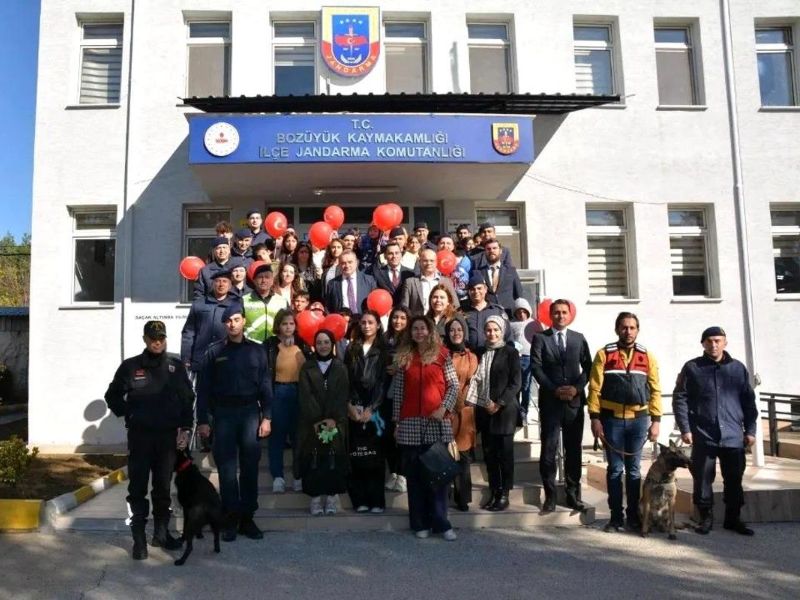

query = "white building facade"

[29,0,800,451]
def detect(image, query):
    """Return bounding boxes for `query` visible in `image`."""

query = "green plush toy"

[318,426,339,444]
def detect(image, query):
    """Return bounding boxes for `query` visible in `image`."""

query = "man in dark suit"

[476,238,523,316]
[324,250,376,313]
[372,242,414,305]
[399,248,457,315]
[531,299,592,513]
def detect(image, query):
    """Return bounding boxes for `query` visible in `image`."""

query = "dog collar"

[176,458,193,473]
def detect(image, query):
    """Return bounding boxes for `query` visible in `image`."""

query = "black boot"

[489,491,509,512]
[481,490,500,510]
[238,514,264,540]
[723,507,754,536]
[222,512,239,542]
[541,493,556,514]
[131,522,148,560]
[152,518,183,550]
[695,506,713,535]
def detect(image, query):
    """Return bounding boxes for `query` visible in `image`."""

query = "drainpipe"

[120,0,136,360]
[720,0,763,467]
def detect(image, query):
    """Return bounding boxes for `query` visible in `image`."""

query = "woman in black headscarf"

[297,329,350,516]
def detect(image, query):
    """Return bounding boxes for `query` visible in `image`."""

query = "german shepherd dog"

[640,440,692,540]
[173,448,223,566]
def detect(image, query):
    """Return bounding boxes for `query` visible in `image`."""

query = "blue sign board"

[189,114,534,165]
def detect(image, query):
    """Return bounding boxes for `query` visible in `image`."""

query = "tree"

[0,233,31,306]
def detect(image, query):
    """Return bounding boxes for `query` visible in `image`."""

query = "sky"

[0,0,40,242]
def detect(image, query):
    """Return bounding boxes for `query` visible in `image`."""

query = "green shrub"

[0,436,39,486]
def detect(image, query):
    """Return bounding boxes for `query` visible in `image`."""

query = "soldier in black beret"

[104,320,195,560]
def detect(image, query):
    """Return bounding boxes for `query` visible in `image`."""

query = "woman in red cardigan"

[392,315,459,541]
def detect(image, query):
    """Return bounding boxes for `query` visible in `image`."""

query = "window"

[574,25,616,95]
[468,23,512,93]
[385,22,428,93]
[71,208,116,302]
[273,22,316,95]
[668,208,711,296]
[186,22,231,97]
[756,27,797,106]
[183,208,231,301]
[586,208,632,297]
[654,27,698,105]
[770,207,800,294]
[79,22,123,104]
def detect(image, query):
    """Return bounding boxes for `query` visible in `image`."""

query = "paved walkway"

[2,524,798,599]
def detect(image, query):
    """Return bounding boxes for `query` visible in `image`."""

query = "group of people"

[105,209,760,561]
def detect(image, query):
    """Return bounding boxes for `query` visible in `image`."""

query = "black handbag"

[419,420,461,489]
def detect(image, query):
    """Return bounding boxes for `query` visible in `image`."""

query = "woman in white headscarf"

[473,315,521,512]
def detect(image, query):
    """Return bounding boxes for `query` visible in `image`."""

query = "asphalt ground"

[2,522,798,600]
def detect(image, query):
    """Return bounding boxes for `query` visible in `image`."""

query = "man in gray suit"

[399,248,457,315]
[531,299,592,513]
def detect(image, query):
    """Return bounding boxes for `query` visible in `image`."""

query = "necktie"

[492,266,500,292]
[392,268,399,288]
[347,276,356,310]
[558,331,566,353]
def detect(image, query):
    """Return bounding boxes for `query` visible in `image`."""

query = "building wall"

[29,0,800,450]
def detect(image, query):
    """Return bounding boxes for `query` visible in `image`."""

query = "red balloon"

[246,260,269,283]
[385,203,403,227]
[308,221,334,249]
[373,204,397,231]
[321,314,348,341]
[565,300,577,326]
[296,310,323,347]
[264,211,288,238]
[323,205,345,230]
[536,298,553,328]
[436,250,458,276]
[179,256,205,281]
[366,289,393,316]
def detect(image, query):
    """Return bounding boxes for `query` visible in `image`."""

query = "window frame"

[585,206,635,299]
[654,25,700,106]
[573,23,621,98]
[667,206,716,298]
[182,207,232,303]
[384,20,430,93]
[770,205,800,296]
[77,20,124,106]
[69,206,117,305]
[185,20,232,97]
[755,26,798,107]
[466,22,514,94]
[272,20,318,96]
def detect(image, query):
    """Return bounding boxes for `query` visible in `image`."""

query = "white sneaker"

[355,505,369,513]
[414,529,430,539]
[394,475,407,493]
[385,473,398,491]
[310,496,324,516]
[293,478,303,492]
[442,529,458,541]
[370,507,385,514]
[325,495,338,515]
[272,477,286,494]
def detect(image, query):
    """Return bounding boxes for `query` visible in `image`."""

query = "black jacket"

[475,344,522,435]
[673,352,758,448]
[181,294,239,371]
[371,264,415,304]
[105,350,194,431]
[531,328,592,408]
[345,341,387,411]
[476,263,524,316]
[462,303,512,352]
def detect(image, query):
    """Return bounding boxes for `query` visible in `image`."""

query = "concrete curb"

[43,467,128,527]
[0,499,43,531]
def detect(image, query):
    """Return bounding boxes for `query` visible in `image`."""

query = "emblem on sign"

[321,7,380,77]
[204,122,240,157]
[491,123,520,156]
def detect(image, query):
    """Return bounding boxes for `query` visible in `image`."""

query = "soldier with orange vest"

[588,312,662,533]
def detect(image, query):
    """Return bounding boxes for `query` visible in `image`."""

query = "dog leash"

[593,433,650,457]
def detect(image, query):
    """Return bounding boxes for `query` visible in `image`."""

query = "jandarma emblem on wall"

[492,123,520,156]
[204,122,240,157]
[321,6,381,77]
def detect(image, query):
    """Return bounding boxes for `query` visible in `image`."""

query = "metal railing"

[761,392,800,457]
